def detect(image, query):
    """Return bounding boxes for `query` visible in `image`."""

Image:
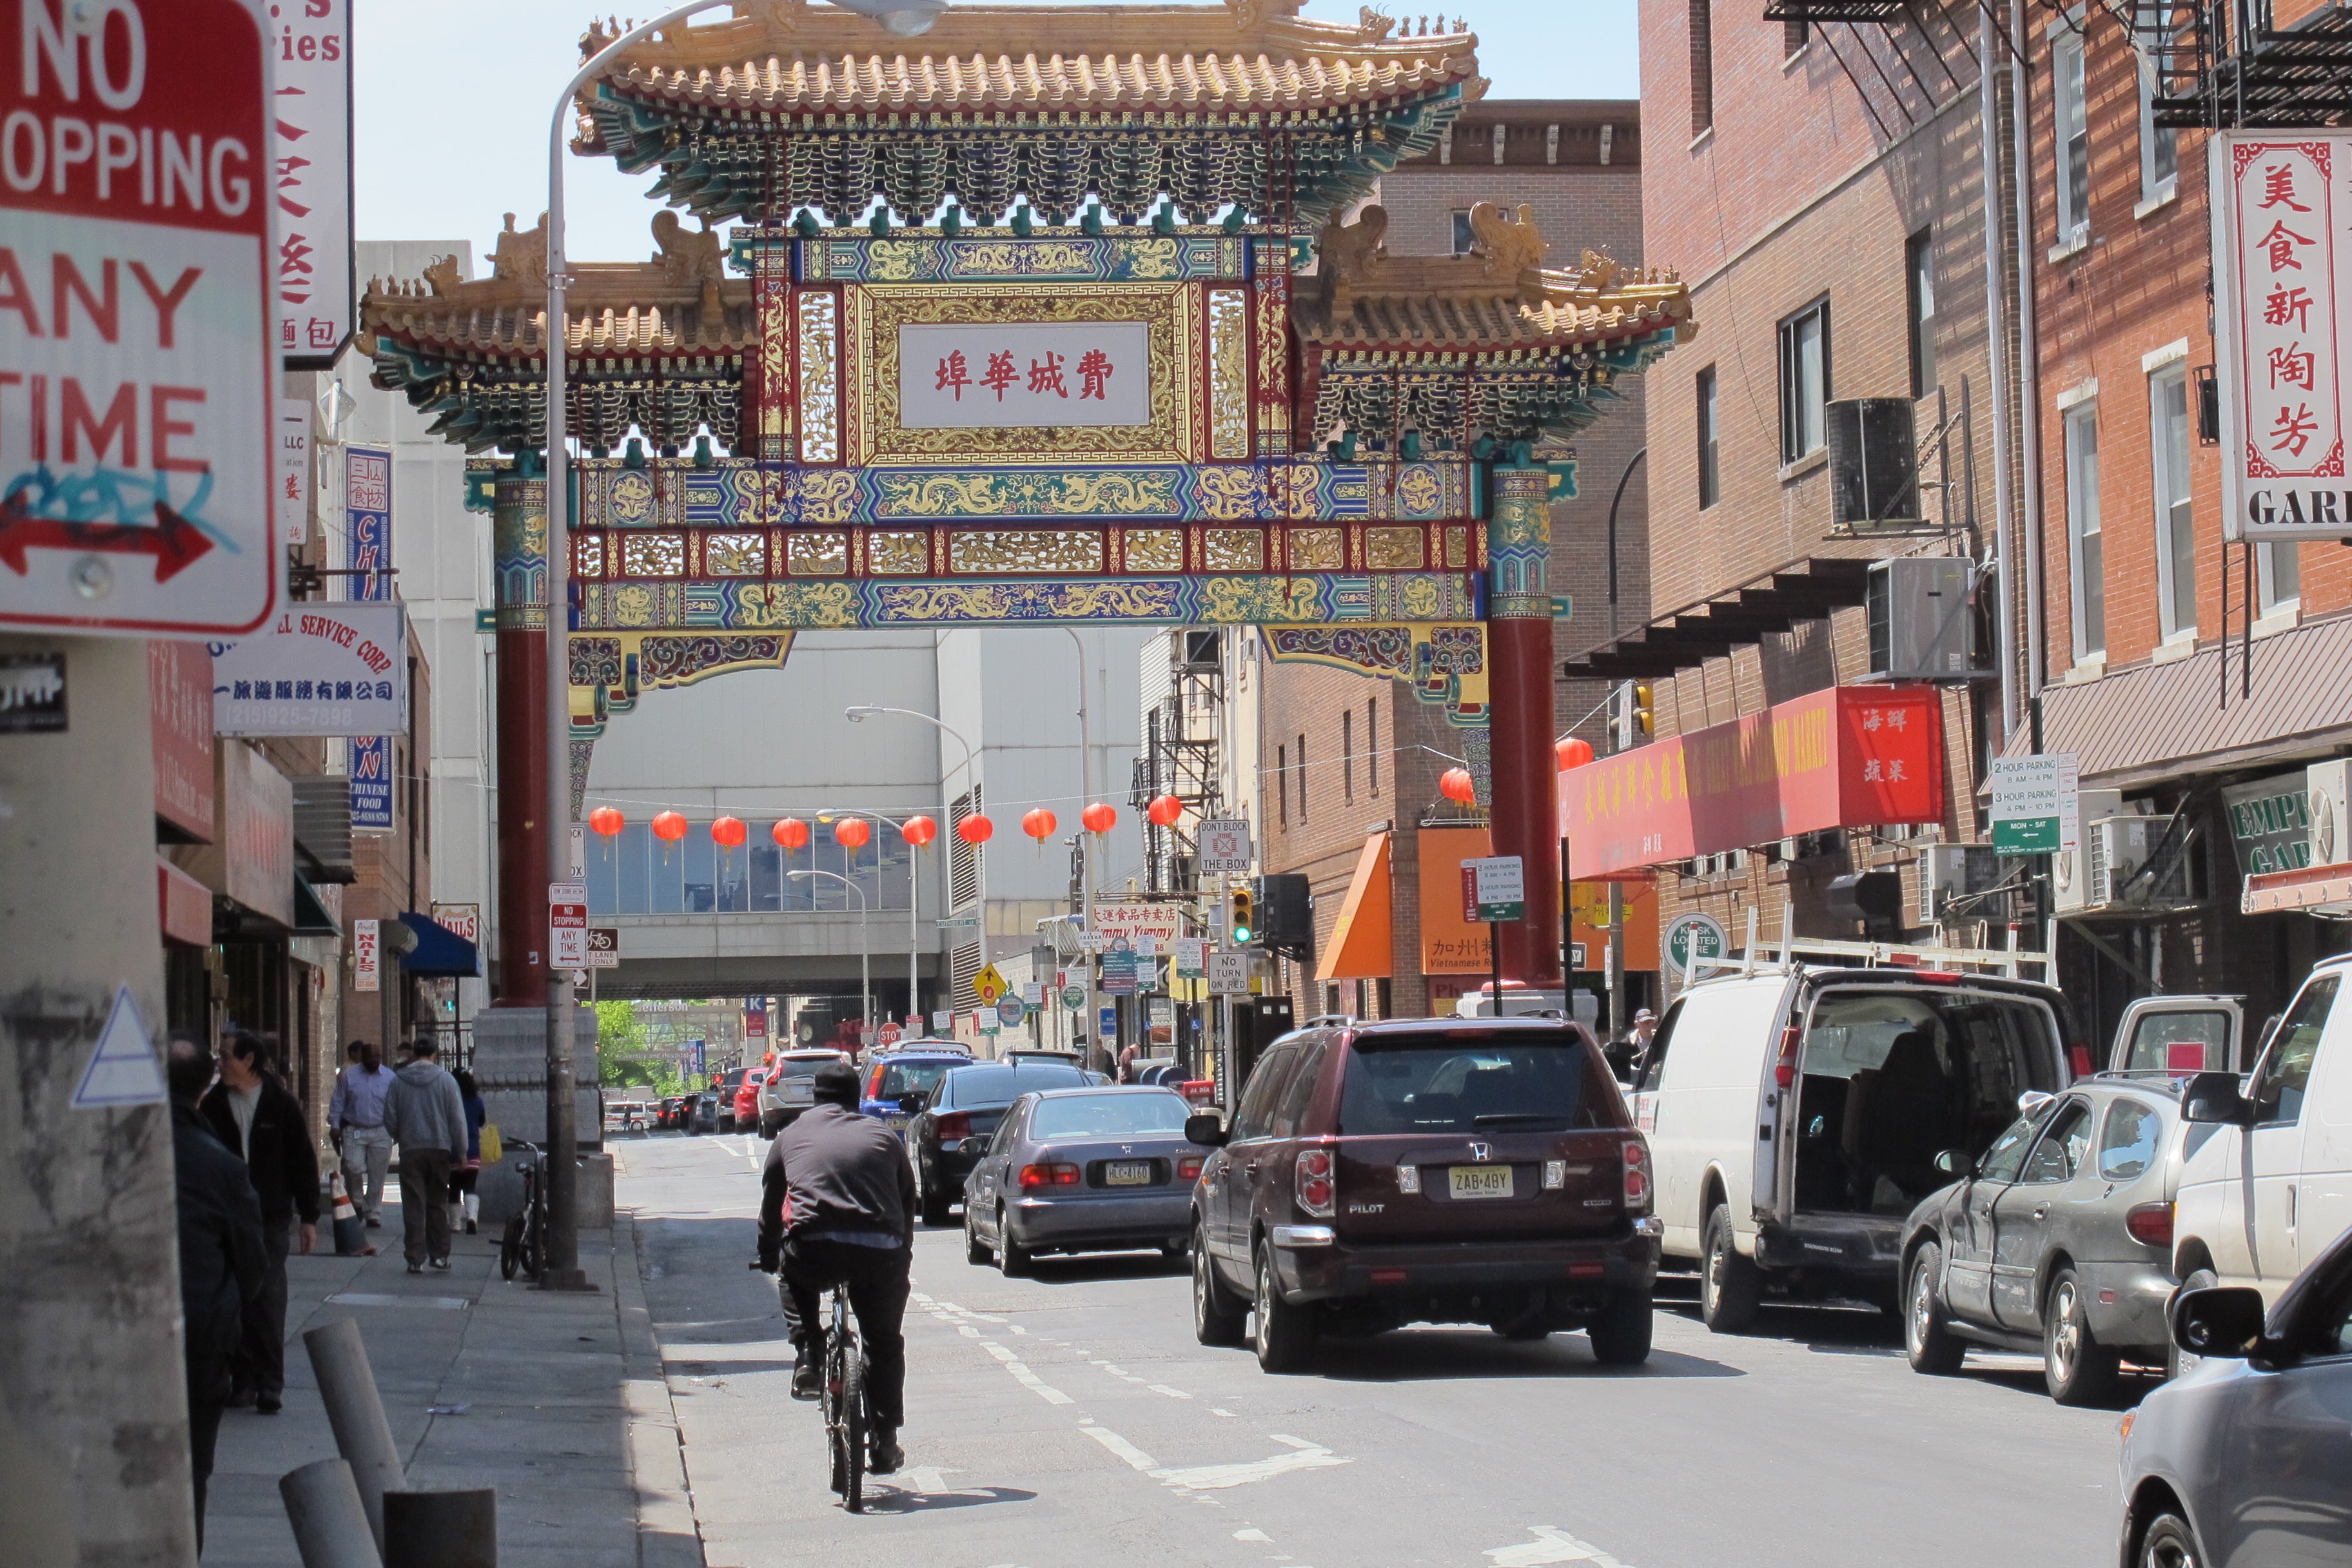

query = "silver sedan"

[961,1086,1204,1276]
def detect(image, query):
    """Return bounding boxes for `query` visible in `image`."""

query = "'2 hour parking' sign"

[0,0,277,636]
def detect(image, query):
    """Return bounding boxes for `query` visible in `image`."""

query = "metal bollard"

[301,1318,406,1554]
[278,1458,383,1568]
[384,1487,497,1568]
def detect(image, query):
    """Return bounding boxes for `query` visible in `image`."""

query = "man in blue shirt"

[328,1039,395,1228]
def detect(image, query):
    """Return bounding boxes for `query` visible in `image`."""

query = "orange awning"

[1317,833,1393,981]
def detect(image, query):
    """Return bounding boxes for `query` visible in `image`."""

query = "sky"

[353,0,1640,271]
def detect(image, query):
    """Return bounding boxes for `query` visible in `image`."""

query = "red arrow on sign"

[0,496,219,583]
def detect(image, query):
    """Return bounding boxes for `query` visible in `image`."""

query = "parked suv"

[1186,1017,1660,1374]
[757,1048,848,1137]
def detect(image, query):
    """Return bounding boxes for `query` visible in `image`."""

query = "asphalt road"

[621,1130,2135,1568]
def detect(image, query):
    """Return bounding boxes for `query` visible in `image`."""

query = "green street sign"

[1665,914,1727,973]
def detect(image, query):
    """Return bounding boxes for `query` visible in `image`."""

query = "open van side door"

[1751,974,1803,1227]
[2108,995,2244,1075]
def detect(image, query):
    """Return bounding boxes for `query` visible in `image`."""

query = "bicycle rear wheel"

[499,1215,522,1280]
[839,1342,867,1513]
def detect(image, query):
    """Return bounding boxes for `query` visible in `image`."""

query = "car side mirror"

[2180,1071,2252,1124]
[897,1092,927,1115]
[1185,1113,1228,1147]
[2171,1284,2270,1360]
[1933,1148,1975,1179]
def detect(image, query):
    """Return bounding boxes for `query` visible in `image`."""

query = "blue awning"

[398,912,480,978]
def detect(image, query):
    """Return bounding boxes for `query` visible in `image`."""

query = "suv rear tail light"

[1295,1145,1336,1217]
[2125,1200,2173,1248]
[1177,1153,1205,1183]
[934,1112,971,1142]
[1018,1162,1081,1190]
[1622,1139,1652,1213]
[1774,1024,1802,1089]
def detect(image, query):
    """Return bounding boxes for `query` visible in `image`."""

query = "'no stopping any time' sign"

[1,0,277,635]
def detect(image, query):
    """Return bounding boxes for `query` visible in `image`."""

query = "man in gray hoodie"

[383,1035,469,1273]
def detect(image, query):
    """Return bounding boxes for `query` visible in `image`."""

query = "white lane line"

[1148,1384,1192,1399]
[1081,1426,1161,1472]
[1234,1529,1272,1542]
[1481,1527,1636,1567]
[1211,1407,1237,1418]
[1078,1427,1352,1494]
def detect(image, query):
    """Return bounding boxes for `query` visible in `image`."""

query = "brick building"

[1256,98,1660,1023]
[2017,1,2352,1038]
[1576,0,2019,979]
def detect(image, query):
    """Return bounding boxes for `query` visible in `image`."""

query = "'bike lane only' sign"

[0,0,277,636]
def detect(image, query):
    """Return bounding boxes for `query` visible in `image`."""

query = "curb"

[618,1210,707,1568]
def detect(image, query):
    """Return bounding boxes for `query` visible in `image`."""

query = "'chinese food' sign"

[2214,135,2352,540]
[899,322,1149,429]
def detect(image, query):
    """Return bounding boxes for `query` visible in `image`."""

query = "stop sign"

[877,1023,901,1047]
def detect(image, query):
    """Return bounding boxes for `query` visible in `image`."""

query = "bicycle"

[498,1141,545,1282]
[820,1284,872,1513]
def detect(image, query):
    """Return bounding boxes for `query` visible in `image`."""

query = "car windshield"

[1028,1092,1192,1139]
[775,1058,830,1080]
[1337,1030,1614,1133]
[942,1064,1092,1105]
[876,1061,954,1099]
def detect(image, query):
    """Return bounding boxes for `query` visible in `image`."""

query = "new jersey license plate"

[1104,1161,1153,1186]
[1448,1165,1514,1200]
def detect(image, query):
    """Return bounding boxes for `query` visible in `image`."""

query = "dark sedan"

[963,1087,1203,1274]
[901,1059,1100,1226]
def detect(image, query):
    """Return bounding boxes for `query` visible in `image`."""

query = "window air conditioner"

[2309,758,2352,868]
[2048,789,2123,914]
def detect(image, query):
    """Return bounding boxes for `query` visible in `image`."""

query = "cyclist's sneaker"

[790,1353,821,1400]
[869,1427,903,1475]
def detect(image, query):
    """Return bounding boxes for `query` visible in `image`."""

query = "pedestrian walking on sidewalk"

[169,1036,264,1553]
[384,1035,469,1273]
[329,1040,396,1228]
[450,1068,488,1236]
[199,1032,319,1415]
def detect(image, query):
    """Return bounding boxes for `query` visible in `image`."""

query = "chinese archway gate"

[356,0,1693,1005]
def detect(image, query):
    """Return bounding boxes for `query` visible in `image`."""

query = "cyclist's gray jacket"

[758,1103,916,1255]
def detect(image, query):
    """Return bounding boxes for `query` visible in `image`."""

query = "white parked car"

[1631,955,2072,1331]
[754,1048,850,1138]
[2171,952,2352,1309]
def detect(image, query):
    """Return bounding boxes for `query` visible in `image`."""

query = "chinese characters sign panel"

[270,0,351,366]
[899,322,1150,428]
[209,601,406,736]
[344,444,390,596]
[2214,135,2352,540]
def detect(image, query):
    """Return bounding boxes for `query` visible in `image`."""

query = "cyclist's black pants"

[781,1236,909,1427]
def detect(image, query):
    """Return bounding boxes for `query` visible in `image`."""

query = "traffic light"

[1632,683,1656,737]
[1230,886,1256,944]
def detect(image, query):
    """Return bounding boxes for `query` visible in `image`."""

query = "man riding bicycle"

[756,1059,913,1475]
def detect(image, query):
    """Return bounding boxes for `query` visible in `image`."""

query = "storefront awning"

[159,858,211,948]
[1562,684,1946,876]
[1318,834,1394,982]
[292,875,341,937]
[398,911,481,978]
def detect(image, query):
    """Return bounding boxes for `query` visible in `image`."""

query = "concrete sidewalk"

[204,1182,701,1568]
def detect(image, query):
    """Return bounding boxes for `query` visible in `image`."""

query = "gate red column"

[1487,464,1562,990]
[491,460,551,1007]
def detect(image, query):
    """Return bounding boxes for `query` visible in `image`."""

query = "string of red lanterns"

[651,810,687,841]
[1081,801,1117,834]
[956,813,994,845]
[1146,793,1182,827]
[902,814,937,847]
[1438,767,1477,804]
[1555,736,1595,771]
[710,815,747,848]
[588,806,625,836]
[833,817,872,849]
[1021,808,1057,844]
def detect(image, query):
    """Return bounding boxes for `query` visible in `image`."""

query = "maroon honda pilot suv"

[1186,1016,1661,1373]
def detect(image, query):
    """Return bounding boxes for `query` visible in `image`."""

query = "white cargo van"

[1632,941,2072,1331]
[2172,952,2352,1305]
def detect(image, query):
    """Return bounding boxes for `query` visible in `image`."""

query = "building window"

[1295,735,1308,825]
[1689,0,1714,137]
[2151,366,2195,640]
[1276,744,1288,827]
[2063,400,2105,660]
[1342,708,1355,803]
[1450,210,1475,255]
[2260,542,2300,614]
[2054,29,2090,246]
[1778,298,1830,465]
[1906,230,1937,398]
[1697,366,1720,508]
[1783,17,1808,54]
[1366,699,1379,796]
[2137,37,2178,202]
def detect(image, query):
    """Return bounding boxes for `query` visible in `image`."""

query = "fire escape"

[2136,0,2352,128]
[1130,629,1227,895]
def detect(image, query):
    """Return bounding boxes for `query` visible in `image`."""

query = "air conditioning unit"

[1827,398,1923,529]
[2088,815,2195,909]
[1918,843,2001,923]
[1180,628,1222,672]
[2310,759,2352,867]
[1865,558,1986,681]
[2051,789,2125,914]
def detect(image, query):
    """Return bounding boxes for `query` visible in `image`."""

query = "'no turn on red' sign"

[1,0,277,636]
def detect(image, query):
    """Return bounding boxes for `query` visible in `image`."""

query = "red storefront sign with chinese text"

[1562,685,1945,877]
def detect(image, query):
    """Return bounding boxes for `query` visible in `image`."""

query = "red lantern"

[834,817,872,850]
[772,817,810,850]
[901,814,938,848]
[1146,793,1183,827]
[1556,736,1595,771]
[956,814,994,845]
[710,815,747,848]
[587,806,625,837]
[651,810,688,841]
[1439,768,1476,804]
[1081,801,1117,835]
[1021,808,1057,842]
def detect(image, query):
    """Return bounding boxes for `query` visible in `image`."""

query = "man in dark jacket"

[170,1036,265,1552]
[200,1032,320,1413]
[756,1059,915,1475]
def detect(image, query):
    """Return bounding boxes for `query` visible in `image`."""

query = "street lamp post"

[790,870,871,1032]
[1062,629,1101,1072]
